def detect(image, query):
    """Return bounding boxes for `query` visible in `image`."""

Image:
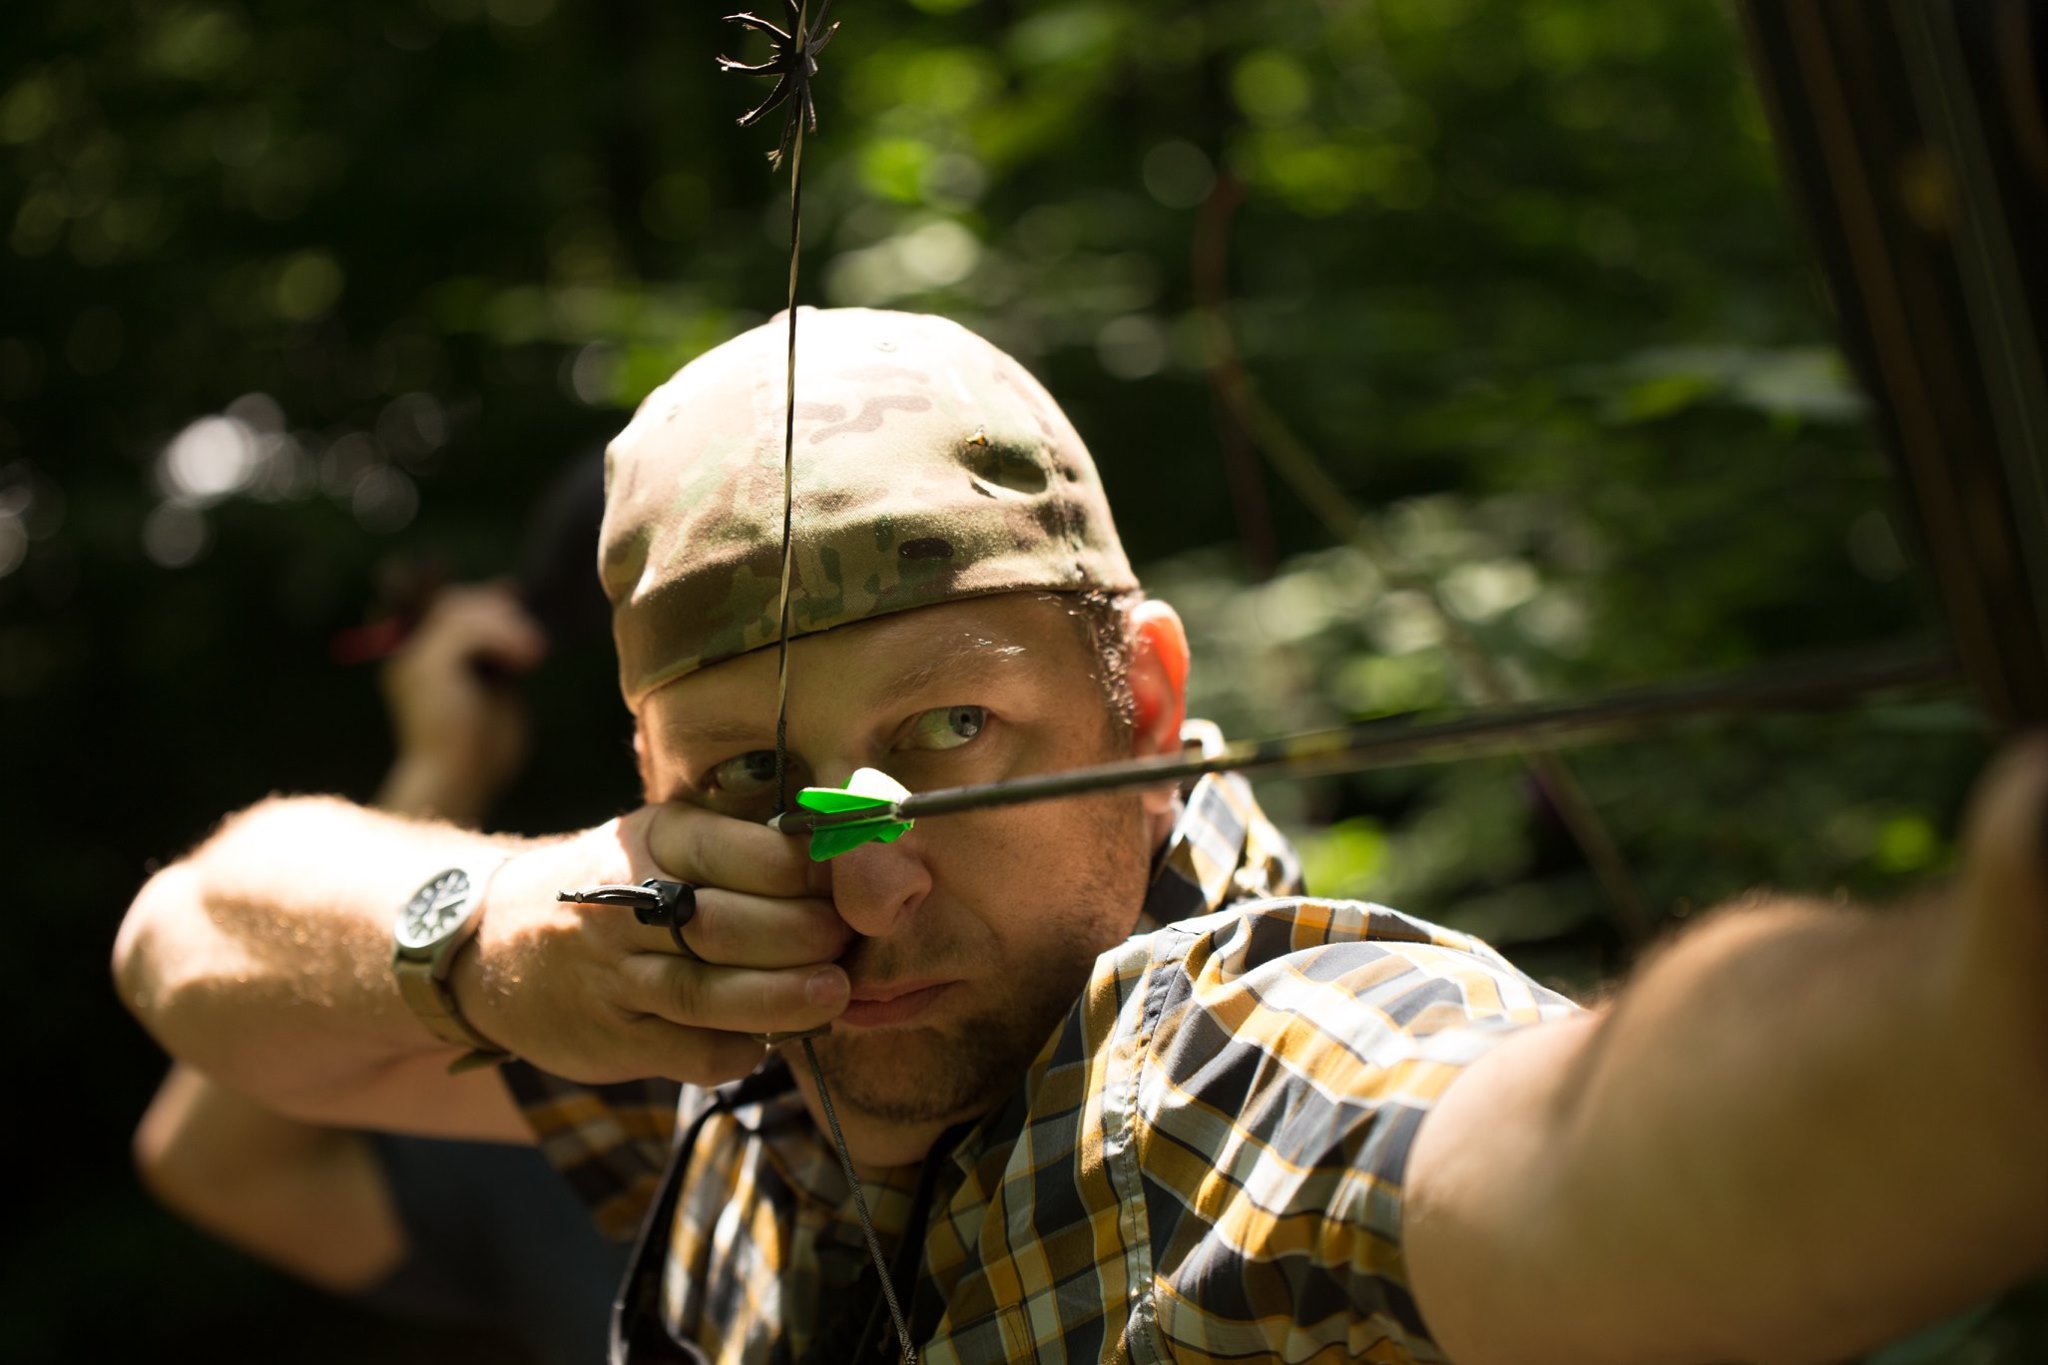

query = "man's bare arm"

[128,584,554,1270]
[113,793,854,1140]
[1405,745,2048,1364]
[114,796,536,1140]
[134,1063,408,1289]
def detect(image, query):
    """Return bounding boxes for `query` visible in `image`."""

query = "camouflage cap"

[601,307,1137,707]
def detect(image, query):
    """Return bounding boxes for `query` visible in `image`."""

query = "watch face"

[395,869,475,951]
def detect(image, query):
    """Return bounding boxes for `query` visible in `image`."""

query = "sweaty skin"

[635,593,1190,1168]
[113,593,1186,1162]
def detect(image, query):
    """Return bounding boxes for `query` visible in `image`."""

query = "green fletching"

[798,788,891,814]
[804,816,913,861]
[806,767,910,806]
[797,767,913,860]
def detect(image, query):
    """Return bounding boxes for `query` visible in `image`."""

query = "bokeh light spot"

[320,432,381,499]
[1873,813,1940,874]
[860,138,935,204]
[376,393,448,460]
[1096,314,1167,380]
[274,251,343,321]
[0,73,59,146]
[922,153,988,207]
[142,502,209,567]
[1233,50,1312,124]
[351,467,419,534]
[900,220,978,287]
[160,415,259,503]
[1141,140,1216,209]
[0,510,26,579]
[147,7,252,81]
[487,0,555,27]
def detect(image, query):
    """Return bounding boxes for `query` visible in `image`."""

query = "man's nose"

[826,834,932,940]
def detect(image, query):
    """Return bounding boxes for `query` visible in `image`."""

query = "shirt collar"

[945,721,1304,1180]
[1132,719,1302,934]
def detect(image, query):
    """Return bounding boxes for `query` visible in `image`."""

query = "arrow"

[770,642,1955,856]
[788,766,917,860]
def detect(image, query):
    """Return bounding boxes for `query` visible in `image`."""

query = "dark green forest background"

[2,0,2040,1359]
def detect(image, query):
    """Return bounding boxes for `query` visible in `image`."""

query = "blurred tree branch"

[1194,169,1654,945]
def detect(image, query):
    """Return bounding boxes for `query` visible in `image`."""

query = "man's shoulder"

[1111,894,1540,985]
[1044,899,1577,1365]
[1090,896,1581,1053]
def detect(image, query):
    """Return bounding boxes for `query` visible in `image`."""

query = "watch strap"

[393,861,512,1063]
[394,961,508,1055]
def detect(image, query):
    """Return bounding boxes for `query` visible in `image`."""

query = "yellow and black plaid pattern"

[506,736,1579,1362]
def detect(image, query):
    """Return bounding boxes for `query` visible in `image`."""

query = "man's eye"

[906,705,986,751]
[708,749,780,795]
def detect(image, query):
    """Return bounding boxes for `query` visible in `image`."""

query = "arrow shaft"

[774,643,1958,836]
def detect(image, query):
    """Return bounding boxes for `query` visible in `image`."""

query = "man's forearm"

[134,1064,406,1292]
[1410,890,2048,1365]
[114,796,521,1119]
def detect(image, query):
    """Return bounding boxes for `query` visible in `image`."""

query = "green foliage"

[1,0,2031,1357]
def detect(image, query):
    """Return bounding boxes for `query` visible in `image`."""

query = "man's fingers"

[611,891,852,968]
[646,802,824,898]
[615,954,849,1036]
[616,1014,770,1089]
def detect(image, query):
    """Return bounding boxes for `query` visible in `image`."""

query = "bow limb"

[1737,0,2048,733]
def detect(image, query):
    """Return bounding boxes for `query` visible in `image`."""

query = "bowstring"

[763,6,918,1359]
[769,77,801,823]
[804,1035,915,1358]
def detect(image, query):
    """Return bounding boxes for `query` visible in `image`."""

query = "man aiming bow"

[115,307,2048,1363]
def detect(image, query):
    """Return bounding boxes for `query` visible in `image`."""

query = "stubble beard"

[812,798,1150,1126]
[811,994,1067,1125]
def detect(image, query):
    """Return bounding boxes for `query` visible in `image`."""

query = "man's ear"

[1126,598,1190,775]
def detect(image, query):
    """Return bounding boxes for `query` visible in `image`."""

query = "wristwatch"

[392,863,511,1069]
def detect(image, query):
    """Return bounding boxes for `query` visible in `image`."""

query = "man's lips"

[837,979,956,1029]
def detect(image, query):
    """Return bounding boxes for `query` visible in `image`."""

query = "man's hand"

[376,583,547,826]
[455,802,854,1088]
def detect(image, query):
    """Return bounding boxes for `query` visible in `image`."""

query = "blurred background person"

[130,456,668,1365]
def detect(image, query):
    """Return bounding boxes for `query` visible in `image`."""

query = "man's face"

[639,592,1172,1165]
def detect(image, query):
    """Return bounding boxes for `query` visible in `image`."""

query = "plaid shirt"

[507,732,1580,1363]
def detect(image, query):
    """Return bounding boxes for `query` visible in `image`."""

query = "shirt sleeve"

[499,1063,684,1243]
[1130,900,1580,1364]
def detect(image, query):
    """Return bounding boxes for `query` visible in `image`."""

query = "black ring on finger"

[633,879,698,957]
[556,879,699,958]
